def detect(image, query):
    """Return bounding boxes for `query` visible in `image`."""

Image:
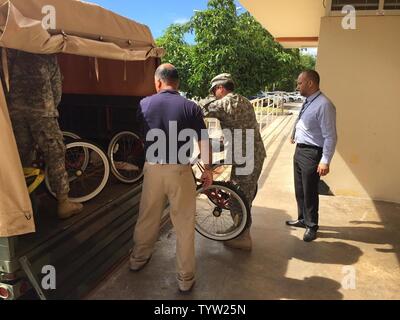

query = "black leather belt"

[297,143,323,151]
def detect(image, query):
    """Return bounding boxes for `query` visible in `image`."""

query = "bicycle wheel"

[45,140,110,203]
[108,131,145,184]
[32,132,84,169]
[62,131,89,171]
[192,161,231,182]
[62,131,81,144]
[195,181,250,241]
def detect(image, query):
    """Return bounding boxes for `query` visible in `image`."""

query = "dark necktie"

[291,99,308,141]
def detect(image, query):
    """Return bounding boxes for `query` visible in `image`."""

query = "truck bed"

[2,177,142,299]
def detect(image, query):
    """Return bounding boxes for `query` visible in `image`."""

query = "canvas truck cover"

[0,0,165,60]
[0,0,165,237]
[0,73,34,237]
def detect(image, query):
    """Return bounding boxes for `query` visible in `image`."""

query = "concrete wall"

[316,16,400,203]
[239,0,325,38]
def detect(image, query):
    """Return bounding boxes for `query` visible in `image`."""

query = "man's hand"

[317,163,330,177]
[201,168,213,189]
[290,138,295,144]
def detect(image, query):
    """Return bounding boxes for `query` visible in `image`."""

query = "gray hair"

[302,70,320,86]
[155,64,179,84]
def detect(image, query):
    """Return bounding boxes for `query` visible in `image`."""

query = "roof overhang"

[239,0,326,48]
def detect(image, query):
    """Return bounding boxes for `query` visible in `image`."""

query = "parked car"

[248,92,266,101]
[287,92,305,103]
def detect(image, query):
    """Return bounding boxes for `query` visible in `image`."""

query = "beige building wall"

[239,0,324,38]
[316,16,400,203]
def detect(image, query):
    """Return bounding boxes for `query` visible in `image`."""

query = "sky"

[89,0,243,39]
[89,0,317,56]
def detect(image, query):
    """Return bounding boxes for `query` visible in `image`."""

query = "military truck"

[0,0,164,299]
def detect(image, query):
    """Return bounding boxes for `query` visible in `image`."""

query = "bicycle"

[30,132,110,203]
[45,140,110,203]
[193,161,250,241]
[107,131,145,184]
[107,131,250,241]
[62,131,81,144]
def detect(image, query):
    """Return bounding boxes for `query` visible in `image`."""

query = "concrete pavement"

[87,109,400,300]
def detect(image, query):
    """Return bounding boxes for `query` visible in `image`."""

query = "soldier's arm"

[198,95,217,117]
[199,97,231,121]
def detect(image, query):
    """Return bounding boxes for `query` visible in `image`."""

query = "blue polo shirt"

[137,89,207,164]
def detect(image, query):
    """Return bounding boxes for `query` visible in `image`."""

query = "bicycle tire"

[62,131,81,143]
[62,131,89,171]
[45,140,110,203]
[107,131,145,184]
[195,181,250,241]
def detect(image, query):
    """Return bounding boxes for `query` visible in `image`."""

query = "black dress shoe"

[303,228,317,242]
[285,219,306,228]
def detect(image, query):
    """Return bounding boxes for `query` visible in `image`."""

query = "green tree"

[156,0,304,97]
[189,0,240,96]
[274,49,302,92]
[156,23,193,94]
[234,12,283,96]
[300,53,317,70]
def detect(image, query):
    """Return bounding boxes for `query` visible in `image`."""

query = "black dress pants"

[293,144,323,229]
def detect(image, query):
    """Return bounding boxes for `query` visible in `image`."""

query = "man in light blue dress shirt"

[286,70,337,242]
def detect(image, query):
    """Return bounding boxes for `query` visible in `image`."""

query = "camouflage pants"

[230,155,265,228]
[9,109,70,196]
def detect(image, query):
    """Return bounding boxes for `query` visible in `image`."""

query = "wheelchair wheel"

[62,131,81,144]
[107,131,145,184]
[45,140,110,203]
[195,181,250,241]
[62,131,89,171]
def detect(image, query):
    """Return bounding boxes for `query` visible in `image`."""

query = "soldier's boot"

[57,194,83,219]
[224,228,252,251]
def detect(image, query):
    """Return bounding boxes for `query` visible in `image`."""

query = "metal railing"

[193,93,288,135]
[251,93,285,131]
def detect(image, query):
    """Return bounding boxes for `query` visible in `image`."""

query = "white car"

[293,92,305,102]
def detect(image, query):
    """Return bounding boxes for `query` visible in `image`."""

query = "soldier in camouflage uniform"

[3,49,83,219]
[198,73,266,251]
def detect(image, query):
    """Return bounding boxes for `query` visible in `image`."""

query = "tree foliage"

[300,53,317,71]
[156,0,315,97]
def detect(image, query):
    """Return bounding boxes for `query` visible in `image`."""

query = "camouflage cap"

[209,73,234,93]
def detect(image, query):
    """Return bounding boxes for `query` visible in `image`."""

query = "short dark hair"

[155,64,179,84]
[303,70,320,86]
[221,81,235,92]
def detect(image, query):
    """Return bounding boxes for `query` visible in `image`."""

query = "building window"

[384,0,400,9]
[331,0,380,11]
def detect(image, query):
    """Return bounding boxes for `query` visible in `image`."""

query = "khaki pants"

[132,163,196,280]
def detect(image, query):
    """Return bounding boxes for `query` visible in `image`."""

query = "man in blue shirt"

[129,64,213,292]
[286,70,337,242]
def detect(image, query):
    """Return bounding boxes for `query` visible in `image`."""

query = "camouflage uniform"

[4,49,69,196]
[199,90,266,228]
